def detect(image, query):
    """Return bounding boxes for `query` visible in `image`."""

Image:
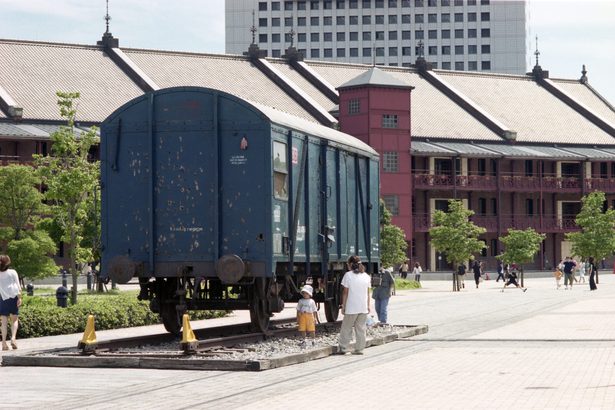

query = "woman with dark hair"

[588,256,598,291]
[337,255,371,355]
[0,255,21,350]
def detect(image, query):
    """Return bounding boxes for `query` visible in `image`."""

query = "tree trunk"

[520,266,524,288]
[453,271,459,292]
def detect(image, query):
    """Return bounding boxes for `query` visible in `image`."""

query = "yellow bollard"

[78,314,98,354]
[180,313,199,354]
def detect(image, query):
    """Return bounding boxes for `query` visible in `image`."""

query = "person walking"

[588,256,598,291]
[496,260,505,282]
[472,259,482,289]
[0,255,22,350]
[412,262,422,283]
[372,267,395,325]
[338,255,371,355]
[561,256,576,290]
[457,262,466,290]
[398,260,409,279]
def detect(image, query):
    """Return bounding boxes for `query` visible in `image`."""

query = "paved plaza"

[1,273,614,409]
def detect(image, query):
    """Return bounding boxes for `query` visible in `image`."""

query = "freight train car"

[100,87,380,333]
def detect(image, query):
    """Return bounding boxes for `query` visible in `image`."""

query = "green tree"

[35,91,100,304]
[430,199,486,291]
[498,228,545,287]
[566,191,615,284]
[379,199,407,268]
[0,165,58,281]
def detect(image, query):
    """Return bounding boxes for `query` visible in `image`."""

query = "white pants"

[338,313,368,353]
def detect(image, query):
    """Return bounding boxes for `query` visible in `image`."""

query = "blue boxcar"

[100,87,380,332]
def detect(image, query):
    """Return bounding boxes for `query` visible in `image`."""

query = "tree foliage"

[0,165,58,280]
[35,91,100,303]
[498,228,545,270]
[429,199,486,269]
[379,199,407,268]
[566,191,615,261]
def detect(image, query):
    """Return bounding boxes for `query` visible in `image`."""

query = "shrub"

[394,278,422,290]
[17,291,228,339]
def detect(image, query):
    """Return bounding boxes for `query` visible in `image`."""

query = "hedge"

[17,291,228,339]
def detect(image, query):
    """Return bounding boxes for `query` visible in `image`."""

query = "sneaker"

[523,288,527,292]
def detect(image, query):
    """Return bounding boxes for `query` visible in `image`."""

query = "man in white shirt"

[338,255,371,355]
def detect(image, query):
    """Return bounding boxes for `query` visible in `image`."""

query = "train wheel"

[161,303,181,335]
[250,278,271,332]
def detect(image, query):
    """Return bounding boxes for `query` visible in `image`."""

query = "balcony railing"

[0,155,27,165]
[413,213,579,233]
[413,171,593,193]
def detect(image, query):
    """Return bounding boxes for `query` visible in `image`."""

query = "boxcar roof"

[251,100,378,157]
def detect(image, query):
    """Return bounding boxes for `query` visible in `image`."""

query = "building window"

[311,49,320,58]
[389,0,398,6]
[389,31,398,40]
[363,15,372,24]
[310,0,320,9]
[324,0,333,9]
[454,13,463,22]
[271,18,280,27]
[350,0,358,7]
[298,17,306,26]
[455,29,464,38]
[383,195,399,215]
[481,44,491,54]
[415,14,424,23]
[481,28,491,38]
[402,30,411,40]
[455,45,464,54]
[273,143,288,200]
[311,33,319,42]
[428,0,437,6]
[336,48,346,57]
[324,16,333,25]
[376,0,385,7]
[272,33,281,42]
[337,16,346,25]
[468,12,477,21]
[337,32,346,41]
[468,61,478,70]
[311,17,319,25]
[298,1,306,10]
[350,16,359,25]
[259,18,268,27]
[272,2,281,10]
[481,61,491,70]
[428,13,437,23]
[402,46,412,56]
[526,199,534,216]
[389,15,398,24]
[415,30,424,39]
[415,0,424,6]
[525,160,534,176]
[324,48,333,57]
[259,2,267,11]
[363,32,372,41]
[383,152,399,172]
[389,46,398,56]
[259,34,268,43]
[455,61,464,70]
[350,47,359,56]
[322,32,331,41]
[376,15,385,24]
[363,0,372,7]
[441,13,450,22]
[442,0,450,5]
[337,0,346,8]
[481,12,490,21]
[428,46,437,55]
[481,0,490,5]
[298,33,306,42]
[376,47,385,56]
[271,49,281,58]
[441,61,451,69]
[284,17,293,26]
[442,45,451,55]
[478,197,487,215]
[441,29,450,39]
[402,14,411,23]
[382,114,399,128]
[468,28,477,38]
[348,98,360,114]
[428,30,437,39]
[454,0,463,5]
[350,32,359,40]
[490,239,498,257]
[285,1,294,10]
[468,44,477,54]
[376,31,385,40]
[363,47,372,56]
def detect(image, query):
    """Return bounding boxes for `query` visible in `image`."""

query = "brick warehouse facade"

[1,34,615,271]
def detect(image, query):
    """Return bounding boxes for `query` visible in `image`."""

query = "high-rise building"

[225,0,527,74]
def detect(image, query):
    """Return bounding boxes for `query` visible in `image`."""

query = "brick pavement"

[0,274,614,409]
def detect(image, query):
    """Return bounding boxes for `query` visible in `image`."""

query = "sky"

[0,0,613,104]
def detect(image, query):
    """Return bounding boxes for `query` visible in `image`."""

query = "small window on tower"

[348,99,361,114]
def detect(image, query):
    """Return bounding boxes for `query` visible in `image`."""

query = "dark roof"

[338,66,414,90]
